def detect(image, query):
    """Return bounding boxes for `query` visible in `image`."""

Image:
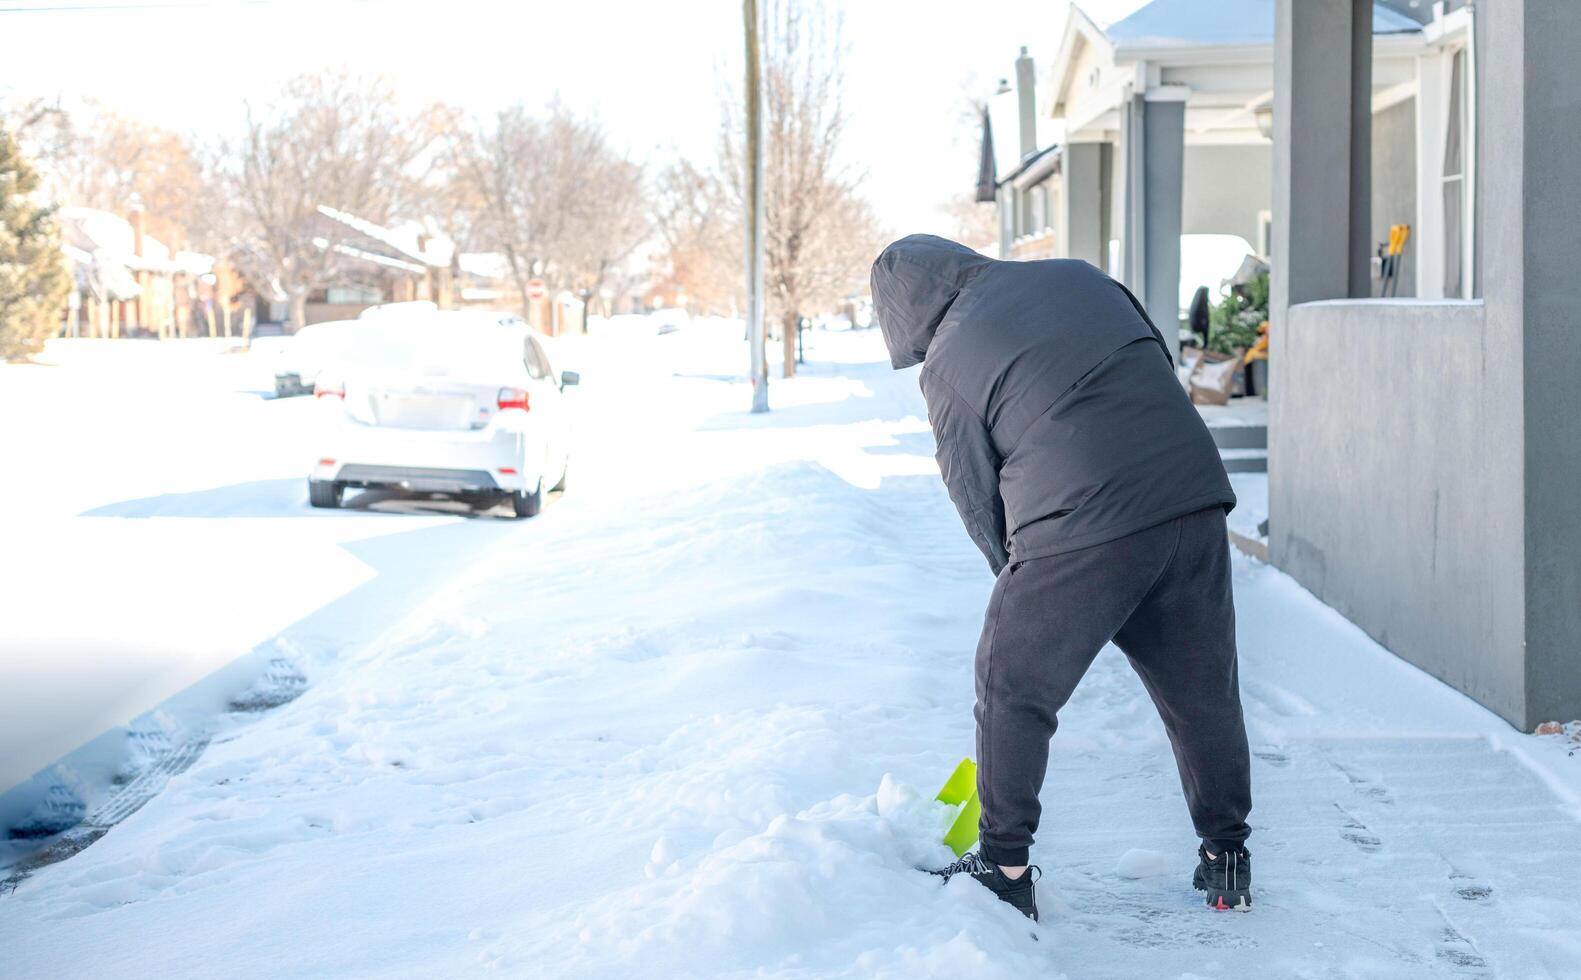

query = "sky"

[0,0,1148,236]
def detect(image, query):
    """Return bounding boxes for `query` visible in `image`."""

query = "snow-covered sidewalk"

[3,327,1580,978]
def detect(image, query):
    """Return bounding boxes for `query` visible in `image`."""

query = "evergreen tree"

[0,123,69,359]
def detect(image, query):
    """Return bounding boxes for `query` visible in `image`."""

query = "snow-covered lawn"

[3,326,1580,978]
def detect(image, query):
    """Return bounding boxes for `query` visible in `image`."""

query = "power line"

[0,0,364,12]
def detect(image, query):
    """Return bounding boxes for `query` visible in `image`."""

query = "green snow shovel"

[935,758,981,857]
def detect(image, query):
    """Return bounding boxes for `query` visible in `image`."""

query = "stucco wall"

[1270,298,1529,726]
[1182,144,1271,249]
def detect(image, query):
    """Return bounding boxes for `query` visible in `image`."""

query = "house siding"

[1182,144,1272,250]
[1372,96,1417,295]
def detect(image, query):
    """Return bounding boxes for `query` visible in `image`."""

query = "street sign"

[526,278,547,301]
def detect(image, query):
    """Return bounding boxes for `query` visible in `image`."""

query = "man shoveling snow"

[870,235,1254,921]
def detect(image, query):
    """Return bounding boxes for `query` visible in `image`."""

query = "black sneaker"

[1193,844,1252,911]
[930,852,1039,921]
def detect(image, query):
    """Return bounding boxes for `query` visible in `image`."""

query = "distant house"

[296,207,456,326]
[452,252,582,335]
[980,49,1065,261]
[57,206,220,339]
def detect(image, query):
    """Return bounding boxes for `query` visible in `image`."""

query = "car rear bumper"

[312,419,533,492]
[334,464,500,493]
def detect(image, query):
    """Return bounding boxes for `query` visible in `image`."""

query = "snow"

[1227,472,1268,544]
[3,324,1581,977]
[1115,848,1169,879]
[1196,397,1268,429]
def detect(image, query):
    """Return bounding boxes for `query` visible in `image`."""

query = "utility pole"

[744,0,769,412]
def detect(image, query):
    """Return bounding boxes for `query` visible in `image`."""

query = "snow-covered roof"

[458,252,512,280]
[1100,0,1421,50]
[56,206,212,279]
[172,251,213,277]
[314,206,454,269]
[310,237,429,275]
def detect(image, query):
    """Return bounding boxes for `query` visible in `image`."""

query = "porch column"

[1271,0,1372,328]
[1142,91,1185,364]
[1062,142,1106,269]
[1119,89,1186,363]
[1493,0,1581,724]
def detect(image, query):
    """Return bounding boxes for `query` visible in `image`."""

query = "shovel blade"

[935,758,981,857]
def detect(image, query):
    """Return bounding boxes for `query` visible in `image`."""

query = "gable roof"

[1102,0,1421,50]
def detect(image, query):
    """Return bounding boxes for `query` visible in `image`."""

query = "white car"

[307,311,578,518]
[273,319,359,398]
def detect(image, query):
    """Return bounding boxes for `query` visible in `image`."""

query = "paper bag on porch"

[1189,353,1239,406]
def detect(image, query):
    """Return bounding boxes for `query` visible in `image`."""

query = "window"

[326,285,382,305]
[1442,48,1467,298]
[524,337,549,380]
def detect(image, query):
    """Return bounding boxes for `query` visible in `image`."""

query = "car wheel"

[308,479,343,509]
[552,460,568,493]
[510,481,543,518]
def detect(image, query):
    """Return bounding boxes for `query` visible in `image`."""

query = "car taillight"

[497,387,530,411]
[314,381,344,400]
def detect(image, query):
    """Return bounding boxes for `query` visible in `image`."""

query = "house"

[1269,0,1581,731]
[452,252,593,337]
[988,0,1472,363]
[979,1,1575,727]
[297,206,456,326]
[980,49,1065,261]
[57,206,222,339]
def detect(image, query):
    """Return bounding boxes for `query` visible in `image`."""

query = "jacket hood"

[870,234,993,369]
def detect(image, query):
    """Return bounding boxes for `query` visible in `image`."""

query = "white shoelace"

[940,852,991,876]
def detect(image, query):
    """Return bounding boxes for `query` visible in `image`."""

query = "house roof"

[998,143,1060,188]
[57,206,213,281]
[1102,0,1421,50]
[315,206,453,269]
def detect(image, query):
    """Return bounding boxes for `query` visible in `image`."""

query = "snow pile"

[4,326,1581,977]
[1114,848,1169,879]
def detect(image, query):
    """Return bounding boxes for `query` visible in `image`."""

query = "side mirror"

[560,370,581,388]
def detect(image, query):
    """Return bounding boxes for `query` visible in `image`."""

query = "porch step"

[1210,424,1267,451]
[1220,447,1268,474]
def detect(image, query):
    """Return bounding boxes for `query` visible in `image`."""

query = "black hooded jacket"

[871,234,1234,574]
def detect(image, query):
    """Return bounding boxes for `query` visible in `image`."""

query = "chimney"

[1015,46,1037,159]
[129,199,146,258]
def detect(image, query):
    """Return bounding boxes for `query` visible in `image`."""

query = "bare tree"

[946,86,999,252]
[34,104,202,240]
[651,158,740,313]
[213,72,441,329]
[946,195,999,252]
[718,0,882,377]
[3,98,214,255]
[449,102,647,319]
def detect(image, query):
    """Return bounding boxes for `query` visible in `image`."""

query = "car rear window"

[343,323,523,377]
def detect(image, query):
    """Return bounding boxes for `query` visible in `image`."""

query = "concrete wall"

[1269,298,1529,725]
[1182,144,1272,249]
[1372,97,1417,296]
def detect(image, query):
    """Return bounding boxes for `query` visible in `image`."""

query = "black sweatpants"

[974,506,1252,866]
